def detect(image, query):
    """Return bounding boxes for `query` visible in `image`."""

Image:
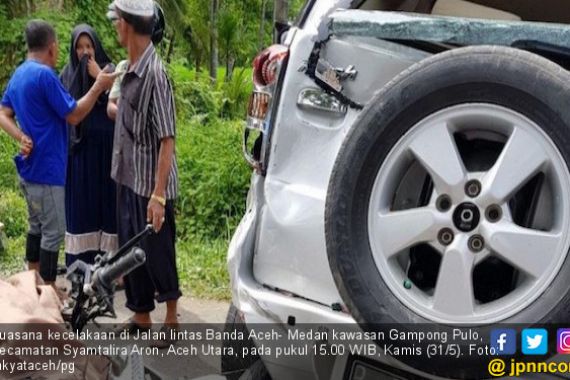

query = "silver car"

[224,1,570,379]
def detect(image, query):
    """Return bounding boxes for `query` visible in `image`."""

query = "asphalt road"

[101,290,230,379]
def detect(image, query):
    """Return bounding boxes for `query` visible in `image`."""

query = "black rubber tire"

[221,303,272,380]
[237,360,271,380]
[325,46,570,377]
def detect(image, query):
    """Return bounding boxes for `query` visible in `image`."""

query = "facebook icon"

[491,329,517,355]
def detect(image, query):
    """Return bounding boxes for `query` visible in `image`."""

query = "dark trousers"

[117,185,181,312]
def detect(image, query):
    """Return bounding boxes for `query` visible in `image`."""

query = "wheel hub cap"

[453,202,480,232]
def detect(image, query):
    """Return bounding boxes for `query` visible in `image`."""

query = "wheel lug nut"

[436,194,452,212]
[485,205,502,223]
[438,228,454,246]
[468,235,485,253]
[465,180,482,198]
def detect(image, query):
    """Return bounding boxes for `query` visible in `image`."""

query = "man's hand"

[20,134,33,158]
[67,68,120,126]
[87,58,101,79]
[0,105,31,156]
[147,199,165,232]
[93,66,119,93]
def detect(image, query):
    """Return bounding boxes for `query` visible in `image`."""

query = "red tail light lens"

[244,45,289,172]
[252,45,289,87]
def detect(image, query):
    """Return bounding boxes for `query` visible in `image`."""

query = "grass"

[177,237,230,300]
[0,236,26,277]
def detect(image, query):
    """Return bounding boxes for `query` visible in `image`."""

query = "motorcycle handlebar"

[83,224,152,295]
[95,247,146,290]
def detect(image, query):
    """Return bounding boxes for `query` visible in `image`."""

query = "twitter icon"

[522,329,548,355]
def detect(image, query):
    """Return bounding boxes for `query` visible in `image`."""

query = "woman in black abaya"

[61,25,117,266]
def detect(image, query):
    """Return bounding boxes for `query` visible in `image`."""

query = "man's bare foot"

[165,300,178,328]
[131,312,152,328]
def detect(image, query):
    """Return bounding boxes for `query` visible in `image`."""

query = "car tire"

[221,303,272,380]
[325,46,570,376]
[237,360,271,380]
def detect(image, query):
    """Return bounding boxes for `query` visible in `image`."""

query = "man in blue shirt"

[0,20,117,287]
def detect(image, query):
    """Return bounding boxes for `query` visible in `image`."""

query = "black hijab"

[60,25,113,152]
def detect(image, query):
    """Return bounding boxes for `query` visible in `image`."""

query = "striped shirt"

[111,43,178,199]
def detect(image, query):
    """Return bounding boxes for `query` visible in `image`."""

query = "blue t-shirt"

[1,59,77,186]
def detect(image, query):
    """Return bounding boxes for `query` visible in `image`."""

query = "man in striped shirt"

[109,0,180,339]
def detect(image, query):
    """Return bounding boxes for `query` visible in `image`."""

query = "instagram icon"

[558,329,570,354]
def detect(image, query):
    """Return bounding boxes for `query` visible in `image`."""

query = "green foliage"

[170,65,221,120]
[156,0,187,33]
[217,3,240,74]
[0,128,25,240]
[216,2,262,82]
[176,118,250,240]
[0,236,25,277]
[0,133,18,191]
[177,236,229,300]
[183,0,210,70]
[220,68,252,119]
[169,64,252,121]
[179,0,307,72]
[290,0,307,21]
[0,131,28,238]
[0,189,27,238]
[0,3,26,85]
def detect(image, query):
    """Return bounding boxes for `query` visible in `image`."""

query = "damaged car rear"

[224,1,570,379]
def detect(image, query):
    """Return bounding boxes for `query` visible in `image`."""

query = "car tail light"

[253,45,289,87]
[247,91,270,121]
[244,44,289,172]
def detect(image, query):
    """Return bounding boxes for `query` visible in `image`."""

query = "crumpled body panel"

[328,10,570,48]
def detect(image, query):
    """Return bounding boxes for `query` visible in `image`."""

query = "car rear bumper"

[227,175,354,326]
[227,174,355,380]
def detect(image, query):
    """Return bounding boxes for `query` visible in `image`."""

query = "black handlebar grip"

[96,247,146,290]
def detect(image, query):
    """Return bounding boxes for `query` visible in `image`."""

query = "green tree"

[209,0,219,84]
[258,0,268,50]
[0,0,35,17]
[155,0,187,62]
[185,0,210,70]
[0,2,27,86]
[218,3,239,80]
